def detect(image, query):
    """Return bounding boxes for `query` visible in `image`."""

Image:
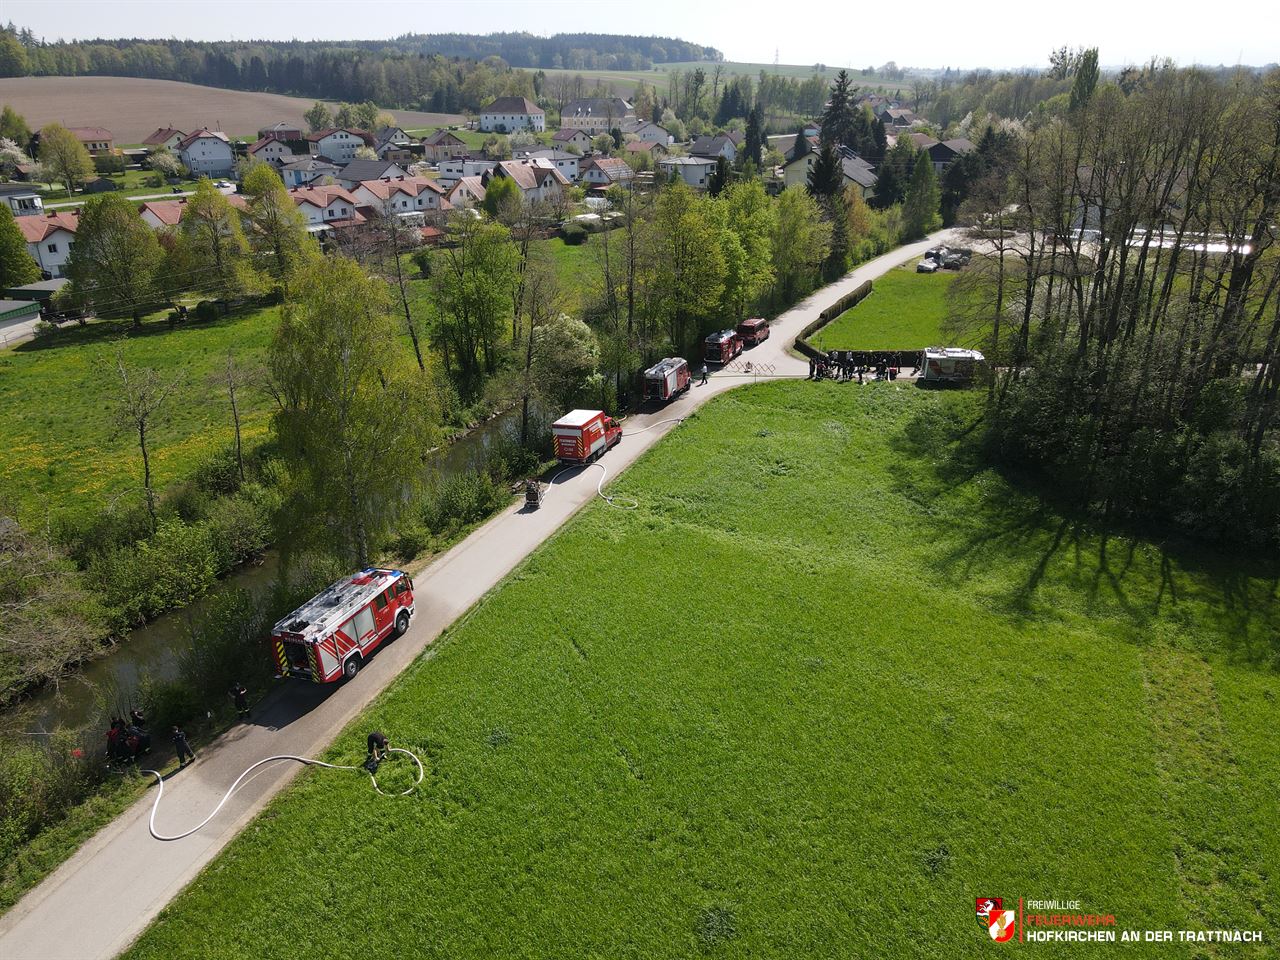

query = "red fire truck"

[704,329,743,364]
[271,568,415,683]
[552,409,622,463]
[736,317,770,347]
[642,357,691,403]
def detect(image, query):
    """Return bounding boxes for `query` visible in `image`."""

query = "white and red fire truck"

[271,568,415,683]
[704,329,743,364]
[552,409,622,463]
[642,357,691,403]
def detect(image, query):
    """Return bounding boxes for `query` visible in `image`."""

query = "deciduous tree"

[181,179,260,298]
[0,204,39,289]
[64,194,163,325]
[37,123,92,197]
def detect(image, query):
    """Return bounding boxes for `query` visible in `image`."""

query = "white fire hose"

[142,747,424,842]
[542,417,686,510]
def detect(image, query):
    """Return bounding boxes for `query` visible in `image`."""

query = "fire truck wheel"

[343,656,362,681]
[394,611,410,636]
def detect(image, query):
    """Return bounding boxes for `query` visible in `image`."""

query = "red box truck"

[736,317,770,347]
[642,357,691,403]
[704,329,742,364]
[552,409,622,463]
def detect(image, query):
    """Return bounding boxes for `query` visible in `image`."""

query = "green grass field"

[0,307,281,523]
[124,382,1278,959]
[810,266,971,351]
[539,62,907,101]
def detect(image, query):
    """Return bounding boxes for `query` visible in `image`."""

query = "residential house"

[877,108,917,128]
[373,127,416,164]
[925,138,976,174]
[620,119,671,144]
[579,156,635,188]
[689,135,737,163]
[337,159,407,188]
[487,160,570,204]
[281,156,339,187]
[445,176,486,207]
[246,136,296,165]
[479,97,546,133]
[781,145,878,199]
[258,122,304,141]
[551,128,592,151]
[623,140,668,161]
[560,98,634,135]
[421,130,468,163]
[306,129,373,164]
[177,129,235,177]
[0,184,43,218]
[17,211,79,277]
[658,156,717,190]
[438,156,497,187]
[515,148,580,182]
[64,127,114,157]
[142,127,185,151]
[138,195,248,230]
[349,176,450,218]
[287,185,365,232]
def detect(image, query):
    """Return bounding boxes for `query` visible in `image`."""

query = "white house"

[246,137,296,165]
[17,212,79,277]
[659,156,717,190]
[689,135,737,163]
[489,160,569,204]
[445,176,486,207]
[560,98,634,135]
[438,156,497,187]
[0,184,43,218]
[138,195,249,231]
[287,185,365,232]
[281,157,339,187]
[337,159,407,189]
[349,176,450,217]
[516,148,580,182]
[551,128,592,152]
[479,96,546,133]
[306,128,370,164]
[142,127,186,152]
[621,119,671,144]
[177,129,235,177]
[580,156,635,187]
[782,146,878,199]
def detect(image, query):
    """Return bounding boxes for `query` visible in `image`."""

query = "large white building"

[306,129,370,164]
[176,129,235,177]
[560,98,634,135]
[479,96,546,133]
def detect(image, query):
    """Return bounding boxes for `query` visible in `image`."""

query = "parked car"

[215,180,233,188]
[924,246,949,263]
[917,259,939,273]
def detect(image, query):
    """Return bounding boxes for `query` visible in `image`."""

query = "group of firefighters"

[808,352,910,383]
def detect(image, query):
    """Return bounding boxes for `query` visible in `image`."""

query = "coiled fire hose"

[142,747,424,842]
[541,417,686,510]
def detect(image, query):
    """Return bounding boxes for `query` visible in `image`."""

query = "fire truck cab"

[704,329,743,364]
[552,409,622,463]
[271,568,415,683]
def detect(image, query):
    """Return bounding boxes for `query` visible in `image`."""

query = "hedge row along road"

[0,230,956,960]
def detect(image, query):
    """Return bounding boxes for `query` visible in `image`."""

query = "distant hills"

[382,33,722,70]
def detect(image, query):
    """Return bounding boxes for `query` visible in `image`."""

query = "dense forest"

[0,27,717,110]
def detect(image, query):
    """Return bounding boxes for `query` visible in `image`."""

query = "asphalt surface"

[0,229,954,960]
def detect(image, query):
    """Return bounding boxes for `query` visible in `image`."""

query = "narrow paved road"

[0,230,954,960]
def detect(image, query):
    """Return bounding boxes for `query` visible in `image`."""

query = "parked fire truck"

[642,357,691,403]
[704,329,743,364]
[552,409,622,463]
[272,568,415,683]
[736,317,770,347]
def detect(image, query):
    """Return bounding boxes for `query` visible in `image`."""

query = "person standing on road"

[172,726,195,767]
[229,682,249,719]
[699,364,709,386]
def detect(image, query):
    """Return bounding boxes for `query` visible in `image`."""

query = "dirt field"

[0,76,466,144]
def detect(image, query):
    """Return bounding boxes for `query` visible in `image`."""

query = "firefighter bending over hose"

[366,730,389,772]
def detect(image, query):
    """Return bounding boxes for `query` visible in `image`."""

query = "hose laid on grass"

[142,747,424,842]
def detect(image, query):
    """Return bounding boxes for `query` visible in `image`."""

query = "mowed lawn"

[0,308,281,522]
[126,383,1278,959]
[811,266,963,351]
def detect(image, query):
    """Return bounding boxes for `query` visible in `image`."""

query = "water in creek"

[10,405,542,736]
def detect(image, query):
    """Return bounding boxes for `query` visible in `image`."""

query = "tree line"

[952,60,1280,550]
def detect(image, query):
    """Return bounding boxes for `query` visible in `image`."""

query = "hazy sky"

[5,0,1276,70]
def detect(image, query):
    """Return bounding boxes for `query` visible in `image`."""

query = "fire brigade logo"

[976,898,1016,942]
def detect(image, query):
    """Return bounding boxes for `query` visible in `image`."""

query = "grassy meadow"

[0,307,282,523]
[810,266,967,351]
[125,382,1278,959]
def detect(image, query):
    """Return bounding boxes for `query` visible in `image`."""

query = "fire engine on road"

[272,568,415,683]
[704,329,743,364]
[552,409,622,463]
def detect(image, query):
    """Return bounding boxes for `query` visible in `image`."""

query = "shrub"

[411,247,432,278]
[193,447,243,496]
[193,301,220,323]
[561,223,587,246]
[91,518,219,626]
[205,488,273,570]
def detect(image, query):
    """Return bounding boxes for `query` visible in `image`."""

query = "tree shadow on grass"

[13,308,266,354]
[890,406,1280,667]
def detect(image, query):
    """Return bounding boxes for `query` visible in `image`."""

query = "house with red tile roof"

[177,129,234,177]
[489,160,570,203]
[16,211,80,277]
[142,128,185,151]
[349,176,450,216]
[288,184,365,231]
[580,156,635,187]
[421,130,468,162]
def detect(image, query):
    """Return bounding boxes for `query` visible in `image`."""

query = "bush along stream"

[0,406,552,912]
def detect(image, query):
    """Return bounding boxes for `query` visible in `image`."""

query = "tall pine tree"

[806,140,843,199]
[742,104,764,170]
[819,69,858,147]
[902,152,941,239]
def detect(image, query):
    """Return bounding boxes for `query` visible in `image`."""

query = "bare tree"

[112,346,180,533]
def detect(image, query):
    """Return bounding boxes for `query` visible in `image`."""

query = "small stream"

[10,406,542,736]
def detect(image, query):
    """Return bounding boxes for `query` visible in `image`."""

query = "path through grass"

[125,382,1278,959]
